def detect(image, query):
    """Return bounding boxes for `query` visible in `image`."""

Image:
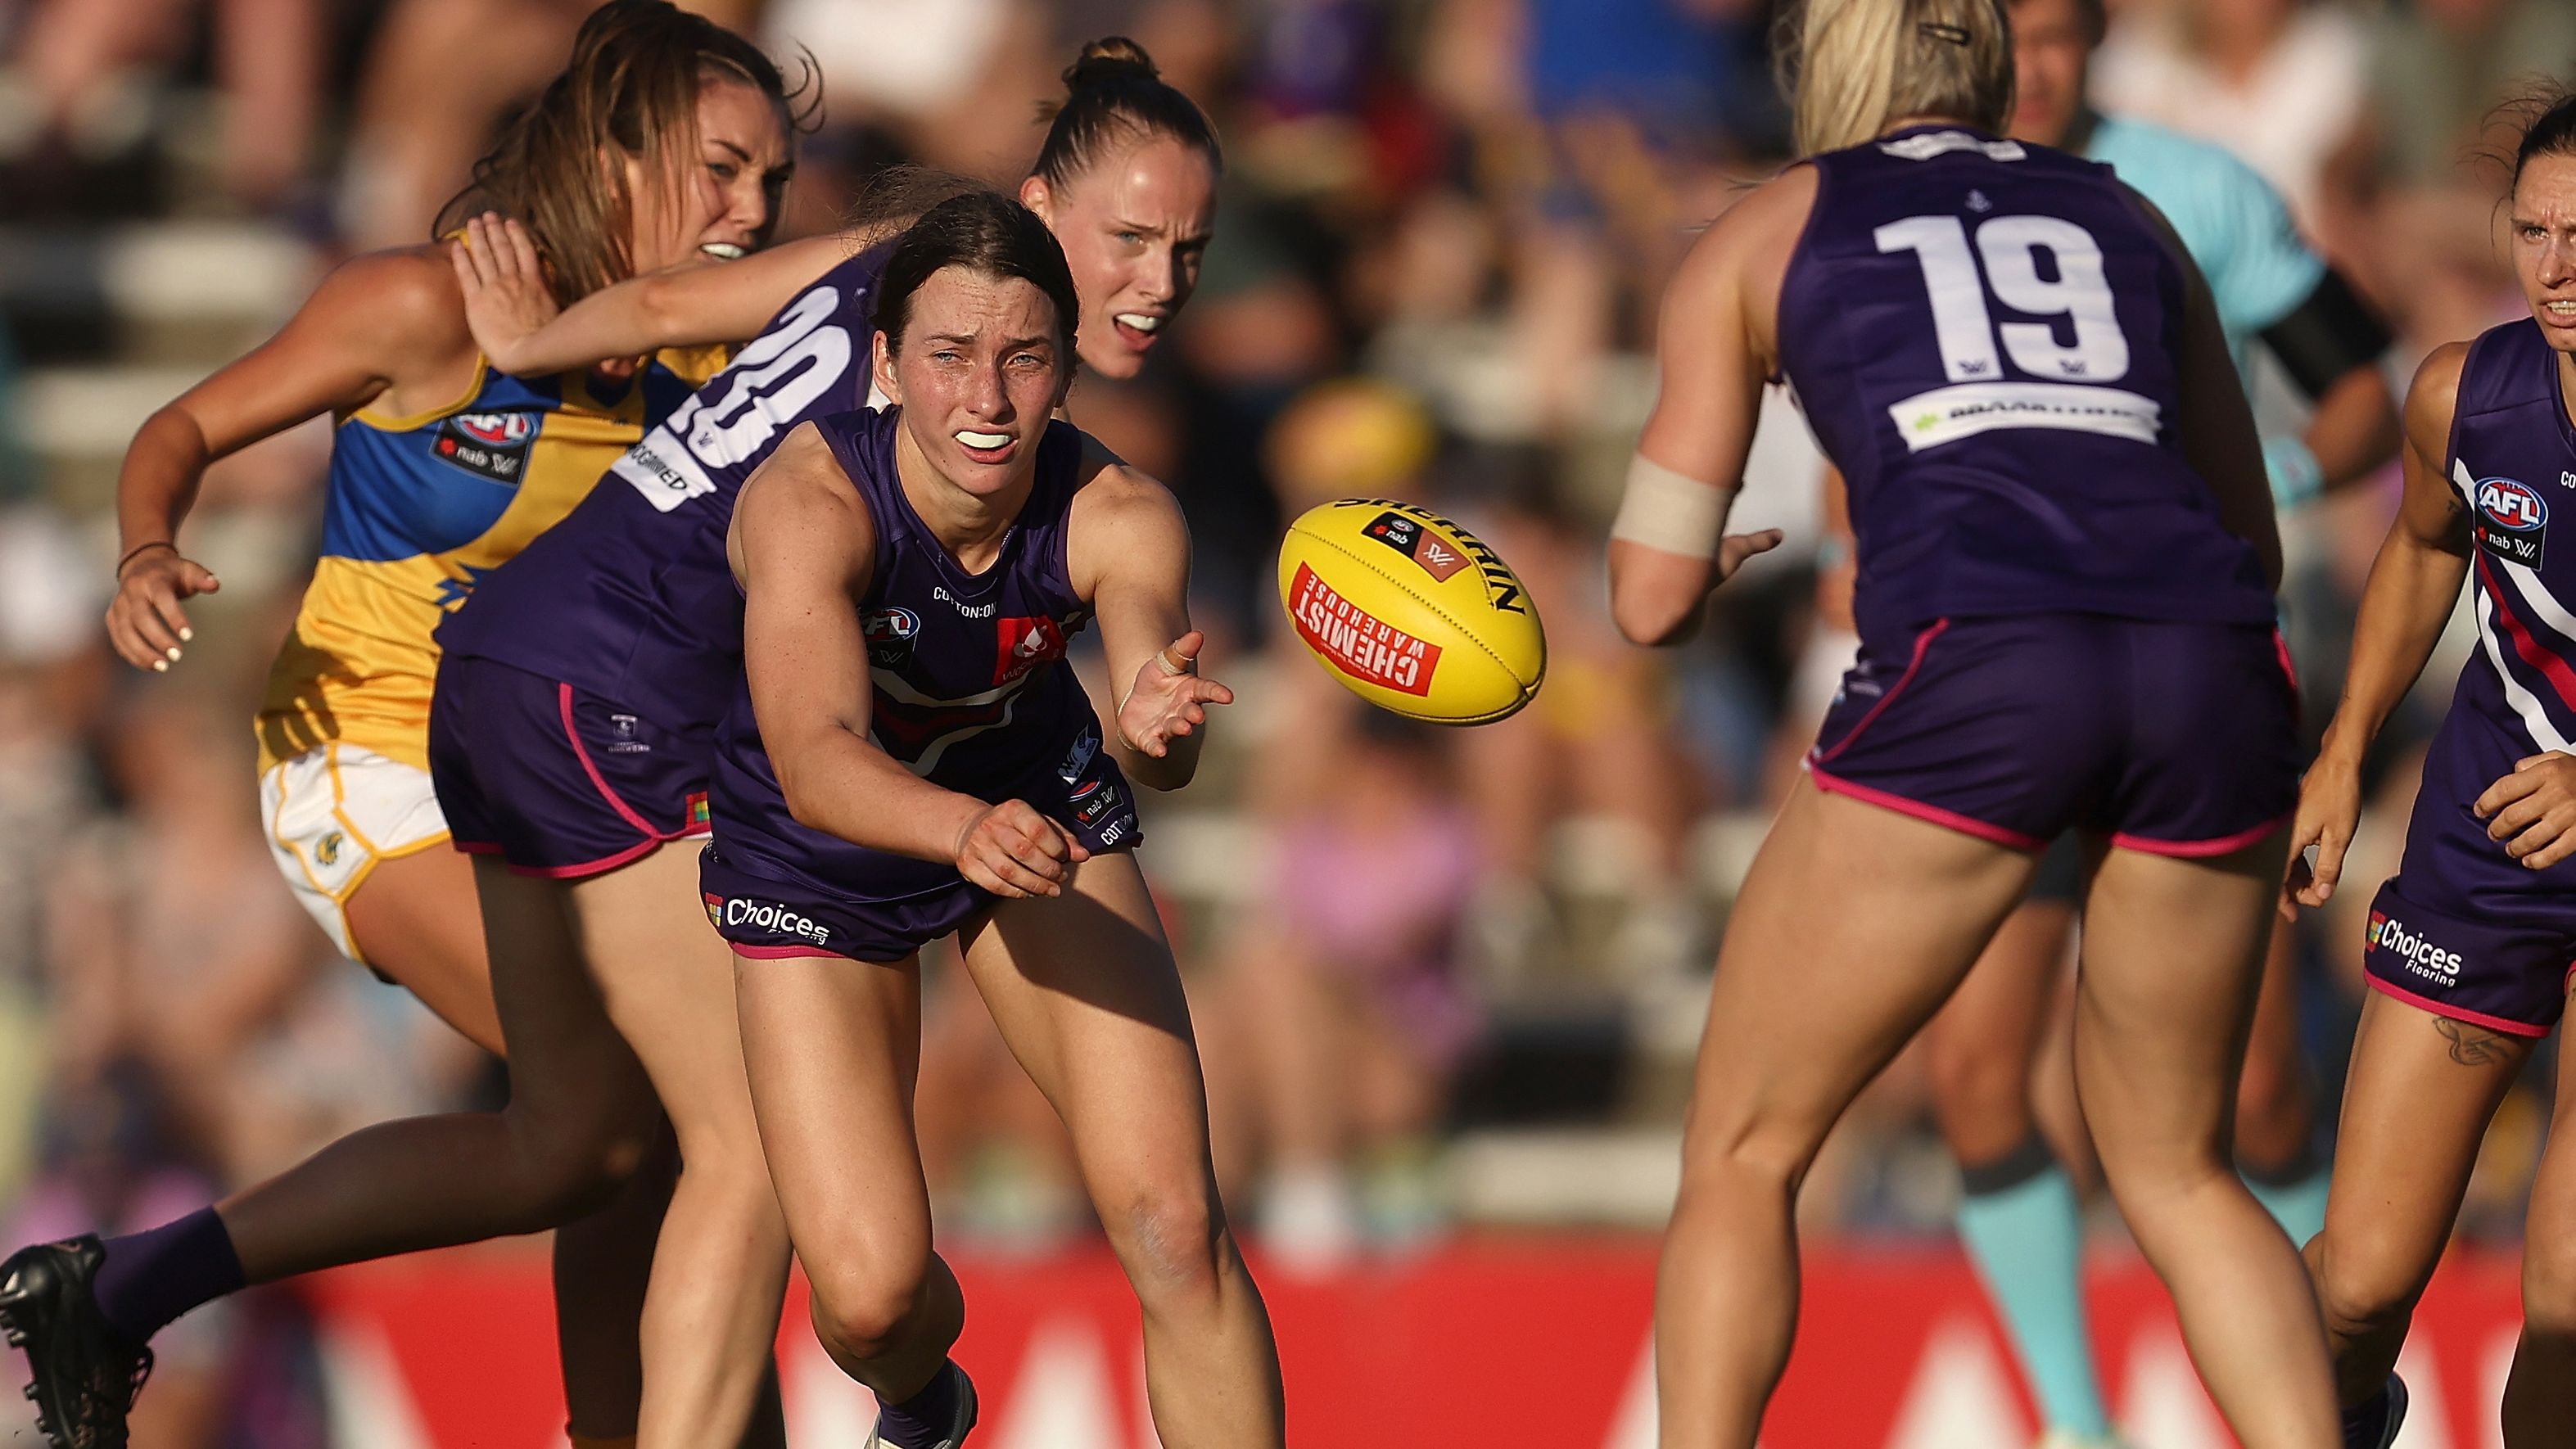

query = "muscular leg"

[2077,837,2336,1447]
[2236,925,2327,1243]
[734,950,962,1401]
[2503,982,2576,1443]
[210,855,660,1278]
[563,846,792,1449]
[2305,991,2531,1406]
[335,849,665,1442]
[962,854,1285,1449]
[1655,782,2038,1448]
[342,846,502,1054]
[1925,895,2113,1442]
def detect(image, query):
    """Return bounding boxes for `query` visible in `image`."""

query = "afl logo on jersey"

[454,413,536,448]
[2475,476,2548,568]
[864,607,920,669]
[433,411,535,483]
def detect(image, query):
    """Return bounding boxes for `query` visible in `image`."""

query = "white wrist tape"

[1610,454,1734,558]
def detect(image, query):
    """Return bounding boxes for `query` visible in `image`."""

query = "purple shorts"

[428,656,712,878]
[1807,614,2298,855]
[2362,706,2576,1037]
[703,743,1143,965]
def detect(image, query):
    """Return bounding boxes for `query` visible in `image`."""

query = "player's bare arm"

[2289,342,2473,906]
[1069,458,1232,791]
[457,219,853,375]
[108,246,477,672]
[734,422,1085,898]
[1607,168,1809,647]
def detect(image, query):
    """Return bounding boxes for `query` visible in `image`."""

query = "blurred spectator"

[7,0,324,210]
[1215,707,1480,1268]
[2094,0,2372,244]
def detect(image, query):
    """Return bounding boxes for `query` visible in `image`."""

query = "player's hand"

[952,799,1090,898]
[450,213,558,375]
[2284,753,2362,910]
[2474,752,2576,870]
[1715,529,1786,587]
[105,546,221,672]
[1117,631,1234,758]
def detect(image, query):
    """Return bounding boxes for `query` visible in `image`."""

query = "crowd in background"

[0,1,2569,1414]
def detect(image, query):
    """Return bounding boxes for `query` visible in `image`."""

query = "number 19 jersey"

[436,242,894,729]
[1785,126,2275,648]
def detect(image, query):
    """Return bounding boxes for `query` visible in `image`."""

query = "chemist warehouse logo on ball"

[2369,910,2461,987]
[704,893,831,948]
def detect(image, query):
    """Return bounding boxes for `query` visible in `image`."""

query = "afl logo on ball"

[2475,476,2547,568]
[433,411,535,483]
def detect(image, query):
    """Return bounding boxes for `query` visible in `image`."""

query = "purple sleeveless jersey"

[2362,318,2576,1038]
[702,406,1139,960]
[1785,126,2275,646]
[436,242,895,729]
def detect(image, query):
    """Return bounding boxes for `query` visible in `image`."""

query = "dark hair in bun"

[1029,36,1221,192]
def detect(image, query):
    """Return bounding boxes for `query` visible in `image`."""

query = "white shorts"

[260,743,450,964]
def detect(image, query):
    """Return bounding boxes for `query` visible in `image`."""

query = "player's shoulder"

[313,246,470,347]
[2404,339,2473,445]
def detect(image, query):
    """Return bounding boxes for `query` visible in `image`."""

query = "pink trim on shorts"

[454,839,506,855]
[559,684,664,837]
[729,942,856,962]
[2364,973,2551,1039]
[1807,765,2048,850]
[505,835,666,880]
[2109,813,2291,859]
[2272,627,2300,709]
[1810,618,1950,766]
[2478,555,2576,711]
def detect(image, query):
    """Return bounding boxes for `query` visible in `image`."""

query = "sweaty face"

[2513,155,2576,352]
[2007,0,2091,148]
[626,75,795,276]
[874,267,1071,498]
[1021,134,1218,381]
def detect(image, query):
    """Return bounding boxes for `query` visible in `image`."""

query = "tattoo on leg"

[2433,1017,2511,1066]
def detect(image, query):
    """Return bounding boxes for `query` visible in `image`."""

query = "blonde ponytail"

[1775,0,2014,158]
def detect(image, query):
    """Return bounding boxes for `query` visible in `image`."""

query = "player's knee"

[506,1104,658,1224]
[807,1262,929,1363]
[1102,1184,1227,1311]
[2232,1053,2309,1152]
[2520,1228,2576,1336]
[1923,1042,2030,1162]
[2308,1230,2429,1338]
[1680,1101,1820,1201]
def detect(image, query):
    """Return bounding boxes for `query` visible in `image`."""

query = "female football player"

[1612,1,2338,1443]
[2288,88,2576,1449]
[2,6,801,1448]
[710,190,1282,1449]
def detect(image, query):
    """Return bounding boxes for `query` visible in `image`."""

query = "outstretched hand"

[1117,630,1234,758]
[450,213,558,375]
[106,547,221,672]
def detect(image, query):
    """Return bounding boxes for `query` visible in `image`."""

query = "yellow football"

[1277,498,1546,724]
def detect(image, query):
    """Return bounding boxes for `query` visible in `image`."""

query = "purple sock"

[90,1208,246,1345]
[2339,1385,2390,1448]
[873,1361,963,1449]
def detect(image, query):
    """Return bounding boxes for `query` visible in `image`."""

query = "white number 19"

[1873,214,2131,386]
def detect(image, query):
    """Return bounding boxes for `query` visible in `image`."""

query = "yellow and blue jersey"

[256,345,729,771]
